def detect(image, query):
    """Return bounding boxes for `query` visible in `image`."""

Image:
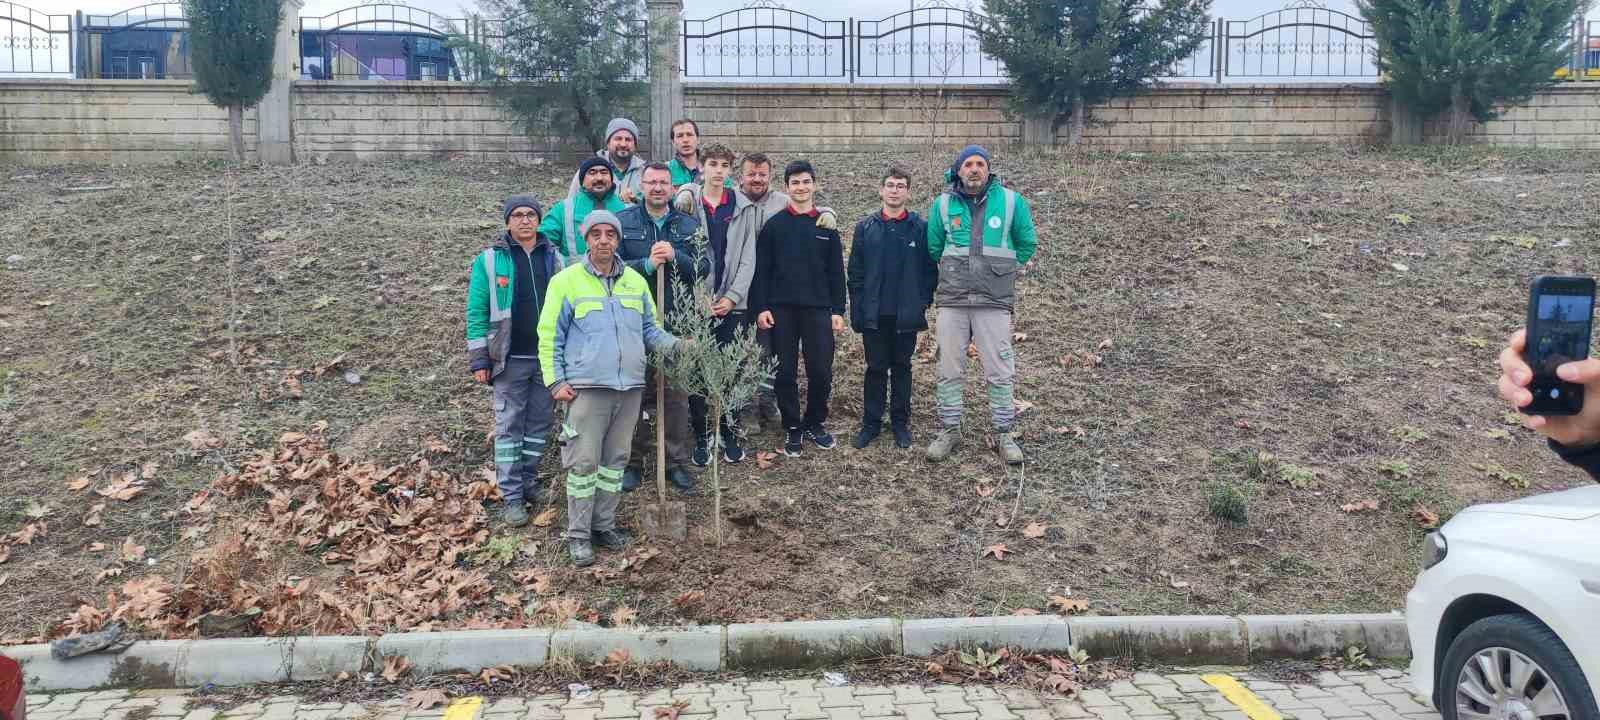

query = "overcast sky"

[29,0,1594,22]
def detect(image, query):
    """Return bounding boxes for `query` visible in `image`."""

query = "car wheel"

[1440,613,1599,720]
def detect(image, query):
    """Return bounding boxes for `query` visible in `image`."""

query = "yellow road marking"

[443,696,484,720]
[1202,674,1284,720]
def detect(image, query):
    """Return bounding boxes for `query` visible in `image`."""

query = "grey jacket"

[677,182,791,311]
[567,149,646,203]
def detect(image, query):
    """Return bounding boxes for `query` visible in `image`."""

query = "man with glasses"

[466,194,565,526]
[847,167,936,450]
[616,162,700,495]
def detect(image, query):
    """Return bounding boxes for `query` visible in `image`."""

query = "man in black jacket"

[1498,328,1600,482]
[752,160,847,457]
[847,167,937,449]
[616,163,701,494]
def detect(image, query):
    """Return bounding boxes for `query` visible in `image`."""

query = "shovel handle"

[656,268,668,506]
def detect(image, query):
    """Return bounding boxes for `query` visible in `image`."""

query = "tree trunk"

[227,103,246,165]
[710,413,723,547]
[1445,86,1472,146]
[1068,94,1086,147]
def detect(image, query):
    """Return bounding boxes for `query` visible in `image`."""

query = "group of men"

[465,116,1038,566]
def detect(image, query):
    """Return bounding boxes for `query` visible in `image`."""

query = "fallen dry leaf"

[1411,504,1441,529]
[66,476,92,492]
[83,503,106,527]
[655,699,691,720]
[96,474,146,501]
[1341,498,1380,513]
[531,508,558,527]
[406,689,447,710]
[976,483,995,498]
[925,661,944,675]
[967,342,978,358]
[1022,522,1047,539]
[1014,398,1036,415]
[1049,595,1089,614]
[672,590,705,608]
[1012,608,1040,616]
[87,542,107,552]
[609,605,638,627]
[121,537,146,563]
[140,462,160,480]
[604,648,631,667]
[1013,332,1029,343]
[1097,338,1114,351]
[983,543,1009,560]
[755,451,777,470]
[9,522,44,546]
[478,664,514,685]
[183,429,223,453]
[381,654,412,683]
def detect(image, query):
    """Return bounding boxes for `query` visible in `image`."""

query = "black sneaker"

[783,429,804,457]
[805,426,837,450]
[722,442,746,464]
[852,427,881,449]
[892,425,913,449]
[692,433,712,467]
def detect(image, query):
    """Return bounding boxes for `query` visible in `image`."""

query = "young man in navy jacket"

[847,167,937,449]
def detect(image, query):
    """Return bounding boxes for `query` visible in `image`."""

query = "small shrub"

[1207,483,1249,524]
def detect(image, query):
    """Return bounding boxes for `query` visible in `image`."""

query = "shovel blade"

[639,501,688,540]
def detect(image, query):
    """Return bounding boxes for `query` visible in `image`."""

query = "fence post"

[74,10,85,78]
[258,0,303,164]
[646,0,685,159]
[1214,17,1224,83]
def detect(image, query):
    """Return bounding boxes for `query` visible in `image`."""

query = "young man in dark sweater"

[847,167,937,450]
[752,160,847,457]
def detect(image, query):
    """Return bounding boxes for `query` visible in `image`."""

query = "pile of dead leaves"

[923,647,1128,697]
[56,428,521,639]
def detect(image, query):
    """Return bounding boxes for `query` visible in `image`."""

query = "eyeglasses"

[509,212,539,222]
[641,180,672,187]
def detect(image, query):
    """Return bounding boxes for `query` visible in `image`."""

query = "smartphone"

[1521,275,1596,416]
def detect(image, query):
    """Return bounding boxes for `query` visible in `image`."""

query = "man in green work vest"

[541,156,630,260]
[924,145,1038,466]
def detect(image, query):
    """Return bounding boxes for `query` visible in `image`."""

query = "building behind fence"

[3,0,1597,82]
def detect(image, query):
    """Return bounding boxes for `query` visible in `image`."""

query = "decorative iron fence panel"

[1,1,72,76]
[683,1,848,79]
[854,6,1002,80]
[474,11,648,83]
[1220,4,1377,79]
[300,4,466,81]
[79,2,189,79]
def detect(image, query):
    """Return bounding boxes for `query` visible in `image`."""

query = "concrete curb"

[7,612,1407,692]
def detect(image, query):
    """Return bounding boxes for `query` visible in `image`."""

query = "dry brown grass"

[2,145,1597,642]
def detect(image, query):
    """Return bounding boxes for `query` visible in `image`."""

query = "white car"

[1405,485,1600,720]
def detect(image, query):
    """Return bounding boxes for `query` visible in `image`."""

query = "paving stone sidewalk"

[20,669,1440,720]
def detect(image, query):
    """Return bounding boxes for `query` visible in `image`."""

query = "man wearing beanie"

[564,117,647,204]
[924,145,1038,465]
[538,209,684,567]
[542,155,629,260]
[466,194,565,526]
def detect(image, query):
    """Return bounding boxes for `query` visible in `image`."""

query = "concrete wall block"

[182,638,294,687]
[288,636,370,681]
[1070,616,1246,665]
[726,619,900,671]
[903,616,1072,657]
[552,626,723,671]
[1534,106,1589,121]
[375,630,550,675]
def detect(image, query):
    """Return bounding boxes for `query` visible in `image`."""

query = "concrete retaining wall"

[0,80,257,164]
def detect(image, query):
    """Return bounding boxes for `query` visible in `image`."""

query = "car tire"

[1439,613,1599,720]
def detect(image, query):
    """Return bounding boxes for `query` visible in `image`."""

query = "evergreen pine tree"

[1359,0,1581,142]
[976,0,1212,145]
[182,0,283,164]
[458,0,647,149]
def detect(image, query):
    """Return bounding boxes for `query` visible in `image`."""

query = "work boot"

[993,431,1024,465]
[593,528,632,551]
[892,425,913,449]
[499,503,529,527]
[621,467,641,492]
[568,539,595,567]
[852,426,881,449]
[925,427,961,462]
[668,466,698,495]
[524,482,549,507]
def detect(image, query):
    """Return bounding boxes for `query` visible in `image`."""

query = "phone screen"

[1532,294,1594,375]
[1525,280,1595,416]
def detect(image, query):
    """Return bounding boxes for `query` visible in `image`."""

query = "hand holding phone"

[1518,275,1595,416]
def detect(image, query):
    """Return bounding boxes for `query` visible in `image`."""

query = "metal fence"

[1,1,72,76]
[853,6,1002,80]
[683,1,848,79]
[300,4,466,81]
[473,11,648,82]
[78,2,189,79]
[1220,4,1376,80]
